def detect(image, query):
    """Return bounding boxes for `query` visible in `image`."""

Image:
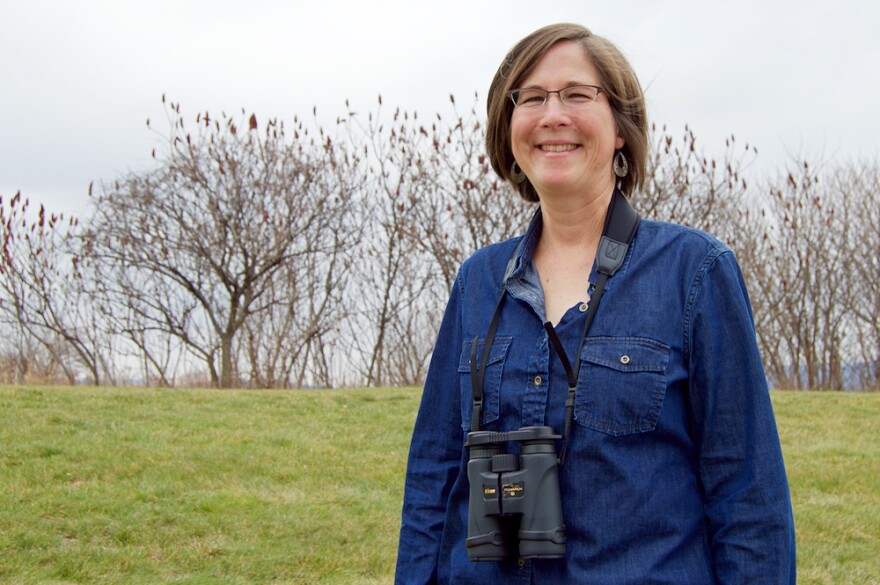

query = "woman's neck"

[532,186,615,325]
[538,186,613,250]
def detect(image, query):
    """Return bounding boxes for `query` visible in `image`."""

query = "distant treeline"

[1,96,878,390]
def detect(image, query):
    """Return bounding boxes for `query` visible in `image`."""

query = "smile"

[539,144,579,152]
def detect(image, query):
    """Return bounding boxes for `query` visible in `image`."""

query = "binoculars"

[464,426,566,561]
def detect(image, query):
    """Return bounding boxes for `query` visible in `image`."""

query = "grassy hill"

[1,386,877,584]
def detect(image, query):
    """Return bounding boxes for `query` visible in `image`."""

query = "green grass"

[771,392,880,584]
[0,386,417,585]
[0,387,877,584]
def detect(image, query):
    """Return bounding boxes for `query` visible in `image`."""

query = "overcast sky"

[2,0,878,217]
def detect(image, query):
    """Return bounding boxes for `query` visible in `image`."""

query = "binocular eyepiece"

[464,426,566,562]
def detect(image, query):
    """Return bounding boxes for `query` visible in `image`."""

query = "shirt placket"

[521,326,550,428]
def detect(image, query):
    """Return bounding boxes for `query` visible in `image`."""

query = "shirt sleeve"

[686,250,796,584]
[395,270,466,585]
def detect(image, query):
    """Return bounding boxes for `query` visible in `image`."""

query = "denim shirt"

[395,209,796,585]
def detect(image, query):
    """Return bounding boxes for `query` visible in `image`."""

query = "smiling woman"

[395,22,796,585]
[486,25,648,204]
[509,42,623,207]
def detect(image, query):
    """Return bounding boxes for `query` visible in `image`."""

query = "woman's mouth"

[539,144,579,152]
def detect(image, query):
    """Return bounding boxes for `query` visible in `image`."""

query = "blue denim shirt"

[396,209,796,585]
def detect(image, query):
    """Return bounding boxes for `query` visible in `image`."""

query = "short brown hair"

[486,23,648,201]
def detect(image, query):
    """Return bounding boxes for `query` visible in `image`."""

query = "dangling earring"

[510,160,526,184]
[613,151,629,179]
[613,150,629,189]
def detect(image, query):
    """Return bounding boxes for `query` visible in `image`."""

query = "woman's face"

[510,41,624,202]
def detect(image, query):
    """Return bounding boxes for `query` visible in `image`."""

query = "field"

[1,387,877,584]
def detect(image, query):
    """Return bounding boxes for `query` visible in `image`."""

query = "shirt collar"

[503,202,633,298]
[504,207,543,285]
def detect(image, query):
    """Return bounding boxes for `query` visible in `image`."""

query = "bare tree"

[747,161,857,389]
[238,161,358,389]
[337,99,440,386]
[336,95,533,387]
[835,162,880,389]
[637,124,757,245]
[407,94,534,292]
[0,193,108,384]
[82,99,359,388]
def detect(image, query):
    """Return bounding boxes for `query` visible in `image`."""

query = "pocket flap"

[581,337,669,373]
[458,337,512,372]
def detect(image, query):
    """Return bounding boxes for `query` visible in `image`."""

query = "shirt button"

[620,355,631,365]
[578,302,589,312]
[533,375,542,386]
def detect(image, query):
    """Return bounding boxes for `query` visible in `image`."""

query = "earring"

[613,151,629,179]
[510,161,526,184]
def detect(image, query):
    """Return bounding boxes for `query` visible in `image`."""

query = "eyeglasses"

[508,84,604,109]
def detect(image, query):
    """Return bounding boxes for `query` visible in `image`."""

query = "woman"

[396,23,795,584]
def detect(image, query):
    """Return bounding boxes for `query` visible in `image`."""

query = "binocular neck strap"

[470,292,505,431]
[544,271,608,465]
[469,190,640,453]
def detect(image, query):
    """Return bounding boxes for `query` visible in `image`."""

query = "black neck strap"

[469,189,640,463]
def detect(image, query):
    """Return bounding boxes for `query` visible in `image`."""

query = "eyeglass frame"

[508,84,605,109]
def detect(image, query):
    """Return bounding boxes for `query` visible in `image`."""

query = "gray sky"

[2,0,878,217]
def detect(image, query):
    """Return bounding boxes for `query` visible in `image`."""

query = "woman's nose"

[540,94,571,125]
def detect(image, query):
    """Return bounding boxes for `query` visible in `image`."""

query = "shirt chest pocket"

[458,336,512,431]
[575,337,669,437]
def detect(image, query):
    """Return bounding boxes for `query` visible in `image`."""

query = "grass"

[771,392,880,584]
[0,386,877,584]
[0,386,417,585]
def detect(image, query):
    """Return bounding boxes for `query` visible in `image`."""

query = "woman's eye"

[564,91,592,103]
[519,93,544,105]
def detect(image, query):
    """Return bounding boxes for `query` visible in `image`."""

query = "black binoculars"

[464,426,566,561]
